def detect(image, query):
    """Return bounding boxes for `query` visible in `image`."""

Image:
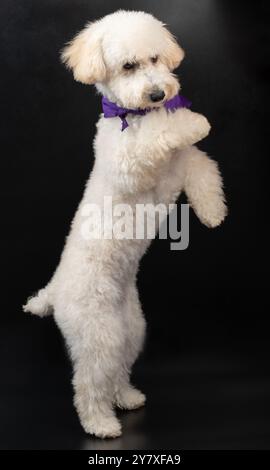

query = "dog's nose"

[149,90,165,103]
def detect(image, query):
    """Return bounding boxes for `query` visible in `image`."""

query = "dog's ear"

[162,27,185,70]
[61,22,106,84]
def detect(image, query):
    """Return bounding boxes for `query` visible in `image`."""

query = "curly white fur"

[23,10,227,438]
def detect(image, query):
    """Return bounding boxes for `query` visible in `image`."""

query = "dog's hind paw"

[115,386,146,410]
[83,415,122,439]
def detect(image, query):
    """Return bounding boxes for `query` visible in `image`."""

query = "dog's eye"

[123,62,136,71]
[151,56,158,64]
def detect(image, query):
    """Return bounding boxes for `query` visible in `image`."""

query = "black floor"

[1,319,270,450]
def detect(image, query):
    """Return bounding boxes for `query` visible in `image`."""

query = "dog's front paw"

[166,108,211,150]
[115,386,146,410]
[192,113,211,142]
[197,198,228,228]
[82,415,122,439]
[180,110,211,146]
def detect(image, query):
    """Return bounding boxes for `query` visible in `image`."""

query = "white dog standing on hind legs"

[24,10,227,438]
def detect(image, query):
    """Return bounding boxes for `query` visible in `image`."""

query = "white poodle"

[24,10,227,438]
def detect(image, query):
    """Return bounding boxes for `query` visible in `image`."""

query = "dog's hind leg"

[114,284,146,410]
[56,302,126,438]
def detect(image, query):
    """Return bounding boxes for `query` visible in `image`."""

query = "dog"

[24,10,227,438]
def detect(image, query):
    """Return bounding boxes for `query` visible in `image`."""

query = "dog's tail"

[23,287,53,317]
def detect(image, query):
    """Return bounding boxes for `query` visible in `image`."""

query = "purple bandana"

[102,94,191,131]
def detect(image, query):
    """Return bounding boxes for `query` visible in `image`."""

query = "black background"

[0,0,269,450]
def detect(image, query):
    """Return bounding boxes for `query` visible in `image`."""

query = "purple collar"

[101,94,191,131]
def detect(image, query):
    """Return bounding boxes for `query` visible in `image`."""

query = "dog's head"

[61,10,184,109]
